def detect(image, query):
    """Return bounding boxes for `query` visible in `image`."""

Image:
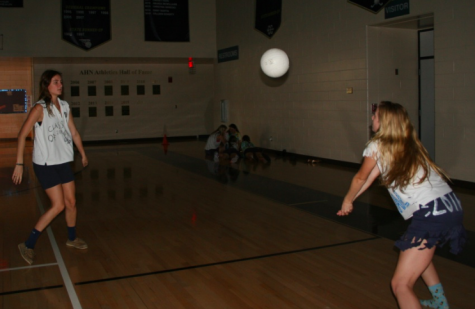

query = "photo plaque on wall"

[144,0,190,42]
[62,0,111,50]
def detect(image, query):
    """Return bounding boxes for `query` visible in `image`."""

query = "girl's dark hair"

[38,70,62,116]
[229,123,239,132]
[242,135,250,142]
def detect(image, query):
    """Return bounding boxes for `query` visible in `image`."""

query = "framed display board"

[0,89,27,114]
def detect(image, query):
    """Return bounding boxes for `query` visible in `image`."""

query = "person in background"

[337,101,465,309]
[241,135,270,163]
[13,69,89,265]
[204,125,227,158]
[226,123,241,147]
[226,135,241,163]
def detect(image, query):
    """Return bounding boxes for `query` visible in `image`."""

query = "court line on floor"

[288,199,327,206]
[0,284,64,296]
[34,187,83,309]
[75,236,380,286]
[0,262,58,273]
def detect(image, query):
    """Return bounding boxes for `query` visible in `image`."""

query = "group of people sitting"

[204,124,270,164]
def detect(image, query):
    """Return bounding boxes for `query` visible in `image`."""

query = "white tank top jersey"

[363,141,452,220]
[204,132,221,150]
[32,99,74,166]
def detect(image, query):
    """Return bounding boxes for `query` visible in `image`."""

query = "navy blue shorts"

[33,162,75,190]
[395,191,466,254]
[205,148,219,156]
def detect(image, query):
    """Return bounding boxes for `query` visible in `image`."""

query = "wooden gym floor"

[0,139,474,309]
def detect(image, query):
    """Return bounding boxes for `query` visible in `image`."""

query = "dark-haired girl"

[13,70,88,265]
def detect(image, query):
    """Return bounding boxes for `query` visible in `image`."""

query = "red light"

[188,57,194,68]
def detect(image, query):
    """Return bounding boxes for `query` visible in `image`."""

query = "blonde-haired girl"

[338,101,465,309]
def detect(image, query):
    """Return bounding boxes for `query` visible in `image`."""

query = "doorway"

[367,14,435,158]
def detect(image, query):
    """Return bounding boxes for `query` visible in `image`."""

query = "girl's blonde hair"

[212,125,227,134]
[371,101,449,189]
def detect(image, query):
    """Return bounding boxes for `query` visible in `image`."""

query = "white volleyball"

[260,48,290,78]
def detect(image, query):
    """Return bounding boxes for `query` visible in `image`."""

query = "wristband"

[16,163,24,166]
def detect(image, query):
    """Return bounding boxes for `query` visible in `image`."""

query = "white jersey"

[32,99,74,165]
[204,132,222,150]
[364,141,452,220]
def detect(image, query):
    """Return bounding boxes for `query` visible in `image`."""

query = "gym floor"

[0,139,473,308]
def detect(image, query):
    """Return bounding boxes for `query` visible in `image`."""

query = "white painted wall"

[1,0,475,182]
[215,0,475,182]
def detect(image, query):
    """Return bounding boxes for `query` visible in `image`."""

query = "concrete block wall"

[0,0,216,58]
[431,1,475,182]
[215,0,475,182]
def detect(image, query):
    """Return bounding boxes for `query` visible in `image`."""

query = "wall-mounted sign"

[144,0,190,42]
[385,0,410,19]
[347,0,391,14]
[0,89,27,114]
[255,0,282,38]
[218,46,239,63]
[61,0,111,51]
[0,0,23,7]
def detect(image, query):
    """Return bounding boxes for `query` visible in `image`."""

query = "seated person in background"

[226,135,241,163]
[226,124,241,148]
[241,135,270,163]
[214,135,241,164]
[205,125,227,157]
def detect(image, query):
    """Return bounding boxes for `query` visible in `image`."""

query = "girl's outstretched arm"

[337,156,378,216]
[354,164,380,199]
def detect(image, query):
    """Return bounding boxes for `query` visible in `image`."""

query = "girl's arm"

[68,113,88,167]
[216,132,225,143]
[354,164,380,199]
[337,156,378,216]
[12,105,43,184]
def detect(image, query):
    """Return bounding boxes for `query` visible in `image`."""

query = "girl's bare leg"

[61,181,77,227]
[391,240,436,309]
[34,184,66,231]
[421,262,440,287]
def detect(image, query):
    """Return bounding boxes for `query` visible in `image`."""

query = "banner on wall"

[0,0,23,7]
[61,0,111,51]
[347,0,391,14]
[144,0,190,42]
[255,0,282,38]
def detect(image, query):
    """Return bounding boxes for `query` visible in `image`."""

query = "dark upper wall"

[0,0,216,58]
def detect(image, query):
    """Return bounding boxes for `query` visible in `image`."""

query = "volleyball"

[260,48,289,78]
